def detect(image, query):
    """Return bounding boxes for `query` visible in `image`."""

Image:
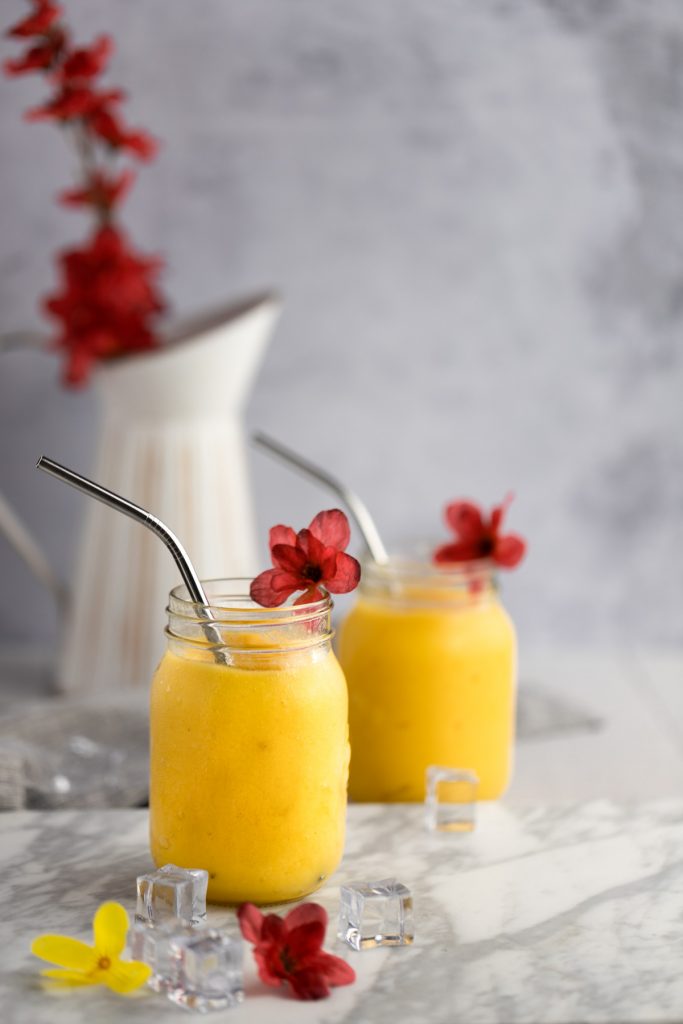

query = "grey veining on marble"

[2,802,683,1023]
[1,0,682,652]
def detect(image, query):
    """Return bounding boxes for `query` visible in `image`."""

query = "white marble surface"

[3,801,683,1024]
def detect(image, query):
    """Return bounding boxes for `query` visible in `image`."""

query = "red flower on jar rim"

[250,508,361,607]
[433,494,527,569]
[237,901,355,1001]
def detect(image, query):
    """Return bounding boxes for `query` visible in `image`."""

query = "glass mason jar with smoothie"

[150,580,349,905]
[150,510,361,905]
[338,497,526,803]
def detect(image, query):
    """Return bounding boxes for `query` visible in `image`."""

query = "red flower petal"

[323,551,361,594]
[310,950,356,986]
[490,493,514,533]
[253,948,284,987]
[284,903,328,931]
[269,524,297,552]
[6,2,62,38]
[444,501,485,543]
[237,903,264,944]
[308,509,350,552]
[4,38,59,74]
[249,569,299,607]
[433,541,482,564]
[271,542,307,575]
[296,528,326,565]
[494,533,526,568]
[60,35,112,80]
[288,968,331,1000]
[261,914,286,943]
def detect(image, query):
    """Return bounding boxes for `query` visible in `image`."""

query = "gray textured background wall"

[1,0,681,651]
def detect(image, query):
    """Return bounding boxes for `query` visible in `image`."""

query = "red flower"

[433,494,527,568]
[59,34,112,81]
[4,30,65,74]
[44,225,164,385]
[88,104,158,160]
[26,85,123,122]
[59,169,134,212]
[6,0,61,38]
[250,509,361,607]
[238,902,355,1001]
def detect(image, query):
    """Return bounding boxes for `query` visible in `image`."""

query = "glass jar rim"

[362,555,496,583]
[168,577,332,626]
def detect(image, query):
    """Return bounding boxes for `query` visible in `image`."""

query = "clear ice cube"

[425,766,479,832]
[338,878,414,950]
[136,864,209,926]
[168,930,244,1012]
[129,920,195,993]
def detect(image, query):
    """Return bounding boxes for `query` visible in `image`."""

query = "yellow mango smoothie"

[150,581,349,905]
[338,558,516,802]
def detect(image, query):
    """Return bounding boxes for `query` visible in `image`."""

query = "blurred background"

[1,0,681,656]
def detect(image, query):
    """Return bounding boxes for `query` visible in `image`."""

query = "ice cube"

[338,878,414,950]
[168,930,244,1012]
[136,864,209,926]
[425,766,478,832]
[129,920,195,993]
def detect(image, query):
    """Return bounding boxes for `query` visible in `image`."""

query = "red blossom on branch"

[6,0,61,38]
[59,34,112,80]
[4,0,164,385]
[59,169,134,211]
[44,225,164,386]
[4,32,65,74]
[433,495,527,569]
[238,902,355,1001]
[250,509,361,608]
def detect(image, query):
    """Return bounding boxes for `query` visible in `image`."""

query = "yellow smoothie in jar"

[338,560,516,802]
[149,584,349,905]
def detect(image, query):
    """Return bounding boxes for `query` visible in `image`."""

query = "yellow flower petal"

[102,959,152,995]
[31,935,97,972]
[40,968,97,988]
[93,902,129,959]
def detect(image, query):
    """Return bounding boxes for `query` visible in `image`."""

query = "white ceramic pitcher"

[1,291,280,694]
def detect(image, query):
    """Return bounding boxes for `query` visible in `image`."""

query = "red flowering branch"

[5,0,165,385]
[433,494,527,569]
[250,509,361,608]
[238,902,355,1001]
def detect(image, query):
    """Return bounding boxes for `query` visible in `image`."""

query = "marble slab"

[2,801,683,1023]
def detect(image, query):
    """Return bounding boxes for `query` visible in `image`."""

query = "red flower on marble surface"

[44,225,164,386]
[250,509,361,608]
[4,1,164,385]
[433,494,527,568]
[238,902,355,1001]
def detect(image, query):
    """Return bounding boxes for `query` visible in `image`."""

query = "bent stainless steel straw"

[36,455,227,661]
[251,431,389,564]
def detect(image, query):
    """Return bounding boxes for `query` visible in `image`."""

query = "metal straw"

[36,456,227,662]
[251,431,389,564]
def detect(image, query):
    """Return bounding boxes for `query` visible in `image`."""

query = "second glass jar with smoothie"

[150,580,349,905]
[338,557,516,802]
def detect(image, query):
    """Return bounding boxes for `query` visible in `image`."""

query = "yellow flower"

[31,901,152,995]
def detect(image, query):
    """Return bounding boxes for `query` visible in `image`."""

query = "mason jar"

[338,557,516,802]
[150,580,349,905]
